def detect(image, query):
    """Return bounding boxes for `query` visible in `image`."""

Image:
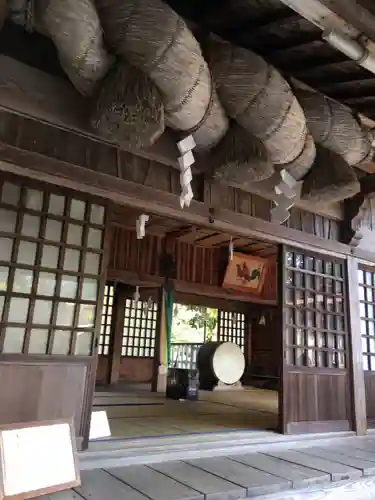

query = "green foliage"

[186,305,218,342]
[172,303,218,343]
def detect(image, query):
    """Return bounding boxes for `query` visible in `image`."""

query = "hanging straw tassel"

[95,0,229,154]
[209,122,274,185]
[90,61,165,149]
[301,145,360,204]
[39,0,113,95]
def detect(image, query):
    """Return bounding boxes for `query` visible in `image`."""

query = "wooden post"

[346,256,367,436]
[107,284,126,386]
[277,244,286,434]
[151,287,164,392]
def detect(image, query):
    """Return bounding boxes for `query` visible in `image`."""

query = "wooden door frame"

[106,283,127,386]
[277,244,286,434]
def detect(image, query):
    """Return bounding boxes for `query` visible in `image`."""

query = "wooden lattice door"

[217,309,246,352]
[281,246,352,434]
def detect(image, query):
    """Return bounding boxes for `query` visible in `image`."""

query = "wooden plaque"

[0,419,80,500]
[222,252,267,295]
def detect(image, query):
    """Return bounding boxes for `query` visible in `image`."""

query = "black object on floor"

[166,368,199,401]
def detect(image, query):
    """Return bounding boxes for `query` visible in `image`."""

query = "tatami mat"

[92,386,278,439]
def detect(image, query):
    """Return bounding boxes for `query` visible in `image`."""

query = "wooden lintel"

[165,226,195,240]
[0,140,356,260]
[106,268,277,306]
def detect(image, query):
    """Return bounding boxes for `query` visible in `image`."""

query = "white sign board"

[89,411,111,440]
[0,420,80,500]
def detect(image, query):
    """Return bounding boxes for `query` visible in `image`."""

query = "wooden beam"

[106,268,277,306]
[278,0,364,37]
[0,55,180,168]
[0,148,359,259]
[346,256,367,436]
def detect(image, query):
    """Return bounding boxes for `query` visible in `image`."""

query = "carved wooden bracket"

[340,174,375,246]
[341,192,368,247]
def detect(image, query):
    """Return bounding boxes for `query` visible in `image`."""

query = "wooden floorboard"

[74,470,150,500]
[266,450,362,482]
[299,447,375,476]
[39,493,82,500]
[184,457,292,497]
[334,444,375,463]
[150,461,247,500]
[40,435,375,500]
[106,465,204,500]
[229,452,331,489]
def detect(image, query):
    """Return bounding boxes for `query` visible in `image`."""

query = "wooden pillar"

[152,287,164,392]
[346,256,367,436]
[107,284,126,386]
[277,244,286,434]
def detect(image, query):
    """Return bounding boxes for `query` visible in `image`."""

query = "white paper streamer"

[136,214,149,239]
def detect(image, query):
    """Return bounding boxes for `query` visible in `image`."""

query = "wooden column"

[151,287,164,392]
[277,244,286,434]
[346,256,367,436]
[107,284,126,386]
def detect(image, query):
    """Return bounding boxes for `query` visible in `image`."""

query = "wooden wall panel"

[108,227,278,305]
[108,227,277,302]
[96,355,109,384]
[364,372,375,422]
[96,355,154,384]
[284,369,351,433]
[119,357,153,384]
[0,359,90,437]
[205,183,342,241]
[249,309,280,380]
[286,208,340,240]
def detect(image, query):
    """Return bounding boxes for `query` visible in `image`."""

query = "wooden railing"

[170,343,203,371]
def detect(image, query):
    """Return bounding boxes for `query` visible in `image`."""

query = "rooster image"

[236,262,261,284]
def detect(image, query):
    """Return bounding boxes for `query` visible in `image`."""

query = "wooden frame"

[280,246,353,434]
[217,310,246,352]
[0,174,107,357]
[347,258,367,435]
[121,296,158,358]
[0,418,80,500]
[283,248,348,370]
[98,283,115,356]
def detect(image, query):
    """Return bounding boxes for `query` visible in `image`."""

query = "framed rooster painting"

[222,252,267,295]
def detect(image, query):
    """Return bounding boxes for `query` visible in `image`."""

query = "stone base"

[213,380,244,391]
[156,365,168,393]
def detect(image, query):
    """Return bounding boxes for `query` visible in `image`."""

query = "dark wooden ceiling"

[166,0,375,122]
[110,204,277,257]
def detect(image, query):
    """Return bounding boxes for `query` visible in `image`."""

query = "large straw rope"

[205,37,315,172]
[294,87,372,167]
[38,0,113,95]
[301,145,360,204]
[95,0,228,152]
[90,61,165,149]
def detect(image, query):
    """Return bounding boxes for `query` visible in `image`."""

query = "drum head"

[212,342,245,385]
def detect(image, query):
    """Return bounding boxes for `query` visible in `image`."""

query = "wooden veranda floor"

[41,434,375,500]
